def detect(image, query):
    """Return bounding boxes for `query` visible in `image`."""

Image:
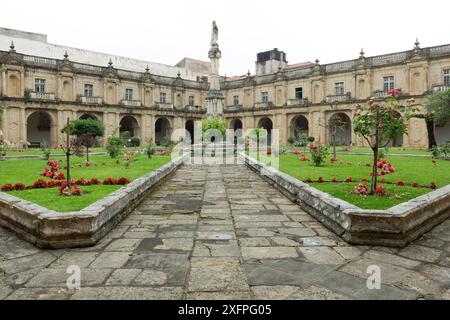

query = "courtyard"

[0,163,448,300]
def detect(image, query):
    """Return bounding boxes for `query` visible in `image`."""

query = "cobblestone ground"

[0,164,449,300]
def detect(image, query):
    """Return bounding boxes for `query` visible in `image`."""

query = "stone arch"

[155,117,172,145]
[229,118,243,144]
[79,113,98,120]
[329,113,352,146]
[185,120,195,144]
[26,111,52,147]
[8,74,20,97]
[258,117,273,145]
[435,122,450,145]
[289,115,309,139]
[119,115,140,139]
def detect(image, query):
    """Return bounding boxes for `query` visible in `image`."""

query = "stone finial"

[247,70,251,77]
[414,37,420,49]
[177,70,181,78]
[9,41,15,53]
[63,51,69,60]
[145,65,150,73]
[359,48,365,58]
[315,59,320,65]
[108,58,113,67]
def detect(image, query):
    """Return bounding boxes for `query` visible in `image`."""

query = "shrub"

[351,184,370,196]
[430,182,437,190]
[396,180,405,186]
[106,136,124,159]
[116,177,131,185]
[32,179,47,189]
[90,178,101,185]
[1,184,15,192]
[374,186,388,196]
[14,183,26,191]
[345,177,353,183]
[128,137,141,147]
[309,145,329,167]
[287,137,295,145]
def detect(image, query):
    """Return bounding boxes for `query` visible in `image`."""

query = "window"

[335,82,344,95]
[125,88,133,101]
[261,92,269,103]
[84,84,93,97]
[233,95,240,106]
[444,69,450,86]
[35,79,45,93]
[383,76,395,91]
[295,87,303,99]
[160,92,166,104]
[188,96,195,106]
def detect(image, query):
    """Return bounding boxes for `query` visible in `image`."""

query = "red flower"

[1,184,15,192]
[430,182,437,190]
[396,180,405,186]
[116,177,131,185]
[54,172,65,180]
[366,163,372,168]
[360,179,370,183]
[387,89,401,97]
[411,182,419,188]
[90,178,101,185]
[318,177,325,183]
[345,177,353,183]
[14,183,26,191]
[103,177,115,185]
[331,177,337,182]
[380,178,387,184]
[351,184,370,196]
[304,178,313,183]
[32,179,47,189]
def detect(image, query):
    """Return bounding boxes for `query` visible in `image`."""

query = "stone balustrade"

[155,102,174,110]
[373,88,402,99]
[121,99,142,107]
[287,98,309,107]
[29,91,56,101]
[325,93,351,103]
[432,84,450,92]
[80,96,103,105]
[254,101,273,108]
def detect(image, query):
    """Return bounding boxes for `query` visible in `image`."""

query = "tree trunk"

[86,147,90,163]
[426,118,437,150]
[371,147,379,195]
[66,153,71,187]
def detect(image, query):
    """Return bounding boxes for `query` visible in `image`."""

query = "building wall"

[1,46,450,149]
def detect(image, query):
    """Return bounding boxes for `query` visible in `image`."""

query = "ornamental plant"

[309,144,329,167]
[353,91,414,194]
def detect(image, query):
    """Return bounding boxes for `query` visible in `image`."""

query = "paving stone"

[251,286,301,300]
[242,247,299,260]
[71,287,183,300]
[50,252,98,269]
[269,237,300,247]
[277,228,317,237]
[188,257,249,292]
[186,291,251,300]
[300,237,338,247]
[6,288,74,300]
[25,268,112,288]
[418,264,450,286]
[298,247,346,265]
[196,231,236,241]
[362,250,423,269]
[89,252,131,269]
[0,238,41,260]
[0,252,57,274]
[105,269,142,286]
[104,239,142,252]
[193,241,239,257]
[398,245,442,263]
[289,285,350,300]
[238,238,271,247]
[133,270,168,286]
[333,246,363,260]
[339,258,446,297]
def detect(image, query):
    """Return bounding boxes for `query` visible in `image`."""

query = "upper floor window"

[233,95,240,106]
[125,88,133,101]
[188,96,195,106]
[444,69,450,86]
[383,76,395,91]
[84,84,93,97]
[35,79,45,93]
[335,82,344,95]
[261,91,269,103]
[160,92,166,104]
[295,87,303,99]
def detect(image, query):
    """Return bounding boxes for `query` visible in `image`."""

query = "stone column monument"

[206,21,224,118]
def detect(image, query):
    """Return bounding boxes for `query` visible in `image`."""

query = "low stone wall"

[242,154,450,247]
[0,154,188,249]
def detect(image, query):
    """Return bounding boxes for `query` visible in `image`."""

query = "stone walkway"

[0,164,449,300]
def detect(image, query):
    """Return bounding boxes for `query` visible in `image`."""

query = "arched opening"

[8,74,20,97]
[155,117,172,145]
[27,111,52,148]
[258,117,273,145]
[435,122,450,145]
[230,119,243,144]
[329,113,352,146]
[290,115,309,140]
[119,116,140,139]
[185,120,194,144]
[389,111,404,147]
[79,114,98,120]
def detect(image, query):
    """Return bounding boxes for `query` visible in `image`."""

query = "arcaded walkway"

[0,164,449,300]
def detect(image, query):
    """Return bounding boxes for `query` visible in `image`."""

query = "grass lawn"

[258,153,450,210]
[3,147,106,157]
[285,146,431,156]
[0,154,171,212]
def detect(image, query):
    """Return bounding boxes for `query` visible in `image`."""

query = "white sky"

[1,0,449,76]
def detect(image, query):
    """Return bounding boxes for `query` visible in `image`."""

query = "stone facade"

[1,29,450,148]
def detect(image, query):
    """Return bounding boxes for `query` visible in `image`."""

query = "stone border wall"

[241,154,450,247]
[0,154,188,249]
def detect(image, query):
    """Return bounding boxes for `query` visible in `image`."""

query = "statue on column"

[211,21,219,47]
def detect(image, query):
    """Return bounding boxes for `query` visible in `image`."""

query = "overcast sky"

[2,0,449,76]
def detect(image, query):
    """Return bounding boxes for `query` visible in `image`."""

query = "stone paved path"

[0,164,449,300]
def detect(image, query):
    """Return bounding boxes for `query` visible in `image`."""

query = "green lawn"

[3,147,106,157]
[285,146,431,156]
[0,154,171,212]
[260,153,450,210]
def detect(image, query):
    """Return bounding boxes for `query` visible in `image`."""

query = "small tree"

[414,89,450,150]
[201,117,228,137]
[62,119,104,162]
[60,118,81,187]
[329,114,350,160]
[353,91,414,194]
